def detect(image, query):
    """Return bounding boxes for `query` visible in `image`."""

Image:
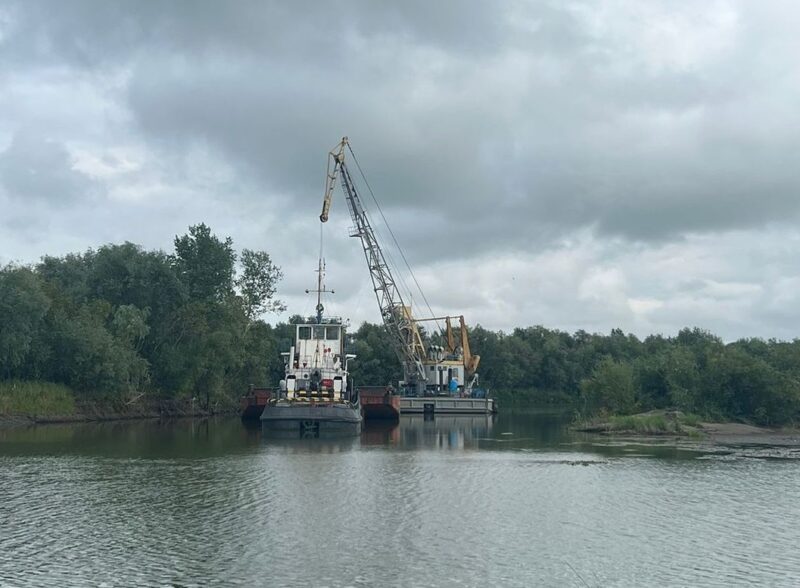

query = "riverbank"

[0,381,237,426]
[694,421,800,447]
[0,403,238,427]
[574,410,800,447]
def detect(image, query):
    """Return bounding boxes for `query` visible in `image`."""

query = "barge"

[243,384,494,420]
[399,396,495,415]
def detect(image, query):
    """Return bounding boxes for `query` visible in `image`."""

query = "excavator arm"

[460,315,480,375]
[424,315,481,376]
[444,317,456,354]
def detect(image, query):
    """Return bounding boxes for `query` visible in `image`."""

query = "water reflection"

[0,417,262,458]
[261,433,360,454]
[359,409,577,451]
[374,414,494,449]
[255,414,495,451]
[0,411,707,460]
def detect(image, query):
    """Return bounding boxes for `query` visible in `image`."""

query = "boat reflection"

[259,431,361,453]
[361,414,494,450]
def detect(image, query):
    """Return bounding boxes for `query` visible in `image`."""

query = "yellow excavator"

[413,315,481,393]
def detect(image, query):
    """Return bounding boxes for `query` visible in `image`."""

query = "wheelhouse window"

[325,326,340,341]
[313,326,325,340]
[298,326,312,340]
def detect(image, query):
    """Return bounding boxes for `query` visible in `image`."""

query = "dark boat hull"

[240,388,273,421]
[358,386,400,420]
[261,402,362,438]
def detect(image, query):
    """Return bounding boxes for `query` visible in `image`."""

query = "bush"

[0,380,75,416]
[608,414,675,433]
[681,413,702,427]
[580,357,636,416]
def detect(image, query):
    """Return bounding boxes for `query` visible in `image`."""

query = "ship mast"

[306,256,334,324]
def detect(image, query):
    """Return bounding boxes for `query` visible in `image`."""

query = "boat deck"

[399,396,495,415]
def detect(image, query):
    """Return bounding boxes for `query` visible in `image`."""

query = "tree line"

[1,225,799,424]
[471,325,800,425]
[0,224,283,411]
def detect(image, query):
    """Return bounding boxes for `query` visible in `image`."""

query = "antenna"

[305,257,335,323]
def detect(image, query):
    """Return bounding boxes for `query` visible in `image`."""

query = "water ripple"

[2,418,800,587]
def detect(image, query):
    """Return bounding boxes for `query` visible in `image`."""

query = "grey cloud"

[7,1,800,250]
[0,132,96,205]
[0,0,509,69]
[117,2,800,250]
[4,0,800,339]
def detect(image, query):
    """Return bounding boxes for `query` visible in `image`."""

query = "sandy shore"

[580,419,800,460]
[573,409,800,461]
[697,422,800,447]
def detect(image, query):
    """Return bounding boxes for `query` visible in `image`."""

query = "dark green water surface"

[2,412,799,587]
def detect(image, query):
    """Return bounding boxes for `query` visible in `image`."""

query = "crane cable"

[347,145,424,313]
[346,143,443,337]
[318,221,326,315]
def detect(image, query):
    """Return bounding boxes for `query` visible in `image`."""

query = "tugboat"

[260,259,362,437]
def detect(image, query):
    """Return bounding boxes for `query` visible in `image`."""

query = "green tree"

[37,252,93,304]
[236,249,286,320]
[633,352,671,409]
[349,322,403,387]
[173,223,236,302]
[110,305,150,351]
[580,357,636,416]
[0,266,51,377]
[48,302,150,398]
[701,347,800,425]
[665,347,702,414]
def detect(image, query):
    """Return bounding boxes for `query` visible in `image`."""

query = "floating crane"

[320,137,480,396]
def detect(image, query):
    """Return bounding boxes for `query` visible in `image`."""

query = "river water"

[2,412,799,587]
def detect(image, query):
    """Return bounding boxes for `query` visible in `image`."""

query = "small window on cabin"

[325,326,340,341]
[313,326,325,340]
[298,326,311,340]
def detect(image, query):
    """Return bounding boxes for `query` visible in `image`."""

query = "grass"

[0,380,76,417]
[681,412,702,427]
[608,414,678,434]
[685,428,706,439]
[577,410,707,437]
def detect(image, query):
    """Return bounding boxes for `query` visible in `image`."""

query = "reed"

[607,414,676,433]
[0,380,76,417]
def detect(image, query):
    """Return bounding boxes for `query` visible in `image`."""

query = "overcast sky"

[1,0,799,340]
